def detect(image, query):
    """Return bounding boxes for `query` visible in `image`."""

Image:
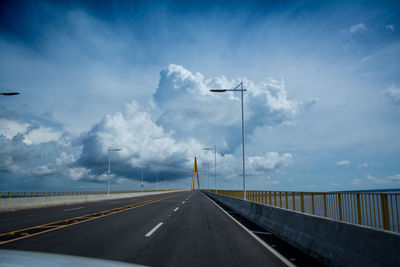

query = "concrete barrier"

[205,191,400,267]
[0,190,186,212]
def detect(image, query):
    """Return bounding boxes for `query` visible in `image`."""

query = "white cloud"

[78,99,294,183]
[0,64,306,187]
[153,64,316,151]
[0,119,29,139]
[349,23,367,34]
[78,100,204,180]
[25,126,62,145]
[352,178,362,185]
[0,119,62,145]
[367,174,400,185]
[336,160,351,166]
[357,162,370,168]
[386,24,395,31]
[248,152,292,172]
[383,85,400,106]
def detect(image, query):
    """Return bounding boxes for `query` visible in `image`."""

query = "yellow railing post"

[338,193,342,221]
[323,193,327,217]
[311,193,315,215]
[380,194,390,230]
[269,191,272,205]
[292,192,295,211]
[8,192,11,198]
[300,192,304,213]
[274,192,277,207]
[285,192,288,209]
[279,192,282,208]
[356,193,362,224]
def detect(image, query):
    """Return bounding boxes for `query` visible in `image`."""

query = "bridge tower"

[191,157,200,190]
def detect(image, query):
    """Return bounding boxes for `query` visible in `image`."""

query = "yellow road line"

[0,192,186,245]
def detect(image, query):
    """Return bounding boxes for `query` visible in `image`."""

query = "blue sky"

[0,0,399,192]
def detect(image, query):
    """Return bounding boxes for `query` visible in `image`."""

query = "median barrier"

[204,191,400,267]
[0,190,185,212]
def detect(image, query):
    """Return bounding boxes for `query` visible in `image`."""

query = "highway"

[0,190,288,267]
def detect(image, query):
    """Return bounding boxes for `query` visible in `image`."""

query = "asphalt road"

[0,190,287,267]
[0,192,181,233]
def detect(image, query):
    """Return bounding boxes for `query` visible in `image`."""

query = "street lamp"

[210,82,247,200]
[108,146,122,195]
[1,92,19,96]
[203,145,217,193]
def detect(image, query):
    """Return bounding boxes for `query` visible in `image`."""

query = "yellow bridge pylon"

[191,157,200,190]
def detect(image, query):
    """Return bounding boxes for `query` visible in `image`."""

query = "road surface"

[0,190,287,267]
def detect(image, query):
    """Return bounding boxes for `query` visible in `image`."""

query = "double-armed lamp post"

[108,146,122,195]
[210,82,247,200]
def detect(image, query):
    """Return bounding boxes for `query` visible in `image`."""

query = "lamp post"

[108,146,122,195]
[203,145,217,193]
[210,82,247,200]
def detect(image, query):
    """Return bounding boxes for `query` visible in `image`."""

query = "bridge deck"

[0,190,287,267]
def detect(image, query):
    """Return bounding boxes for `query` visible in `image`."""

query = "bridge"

[0,186,399,266]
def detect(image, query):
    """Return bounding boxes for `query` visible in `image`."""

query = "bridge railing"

[208,190,400,233]
[0,189,175,199]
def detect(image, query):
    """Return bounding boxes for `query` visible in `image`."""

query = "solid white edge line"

[203,193,295,267]
[62,206,84,212]
[174,207,179,212]
[145,222,164,237]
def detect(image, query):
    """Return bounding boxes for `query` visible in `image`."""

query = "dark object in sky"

[1,92,19,96]
[210,89,227,92]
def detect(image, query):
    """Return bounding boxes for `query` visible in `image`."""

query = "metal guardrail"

[208,190,400,233]
[0,189,176,199]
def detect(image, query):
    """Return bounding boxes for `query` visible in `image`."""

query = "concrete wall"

[0,190,185,212]
[205,191,400,267]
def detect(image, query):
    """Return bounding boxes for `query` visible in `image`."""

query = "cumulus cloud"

[78,101,204,181]
[383,85,400,106]
[75,61,307,183]
[336,160,351,166]
[248,152,292,173]
[0,124,79,186]
[153,64,316,151]
[349,23,367,34]
[77,99,294,183]
[1,65,302,188]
